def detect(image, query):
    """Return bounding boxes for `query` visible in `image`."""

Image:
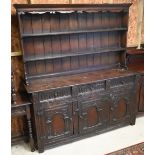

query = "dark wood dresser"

[14,4,140,153]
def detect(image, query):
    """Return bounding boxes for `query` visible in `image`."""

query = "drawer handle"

[121,81,125,85]
[46,120,51,124]
[37,111,43,116]
[110,94,115,100]
[75,109,79,112]
[54,92,58,97]
[113,118,117,121]
[79,116,83,119]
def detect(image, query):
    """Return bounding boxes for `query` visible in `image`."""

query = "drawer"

[38,87,72,102]
[109,76,134,88]
[11,106,27,117]
[39,97,72,112]
[72,81,106,97]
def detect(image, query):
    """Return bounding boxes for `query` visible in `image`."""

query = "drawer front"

[78,93,110,135]
[109,76,135,89]
[72,81,106,97]
[11,106,26,116]
[39,96,72,110]
[38,87,72,101]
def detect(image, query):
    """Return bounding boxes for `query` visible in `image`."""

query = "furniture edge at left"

[11,65,35,152]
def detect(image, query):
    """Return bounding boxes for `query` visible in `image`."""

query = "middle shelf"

[21,27,127,38]
[24,47,126,62]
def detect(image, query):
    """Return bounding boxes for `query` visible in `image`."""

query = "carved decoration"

[79,95,110,134]
[52,114,65,136]
[87,106,98,127]
[78,81,105,94]
[38,87,71,101]
[110,76,134,88]
[110,93,131,124]
[115,98,127,118]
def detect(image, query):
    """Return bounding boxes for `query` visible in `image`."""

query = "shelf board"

[26,63,121,84]
[22,27,127,38]
[24,47,126,62]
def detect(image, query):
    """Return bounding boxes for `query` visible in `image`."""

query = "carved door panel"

[43,100,73,144]
[78,94,110,135]
[109,92,132,125]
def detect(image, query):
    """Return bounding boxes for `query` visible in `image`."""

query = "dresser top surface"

[26,69,136,93]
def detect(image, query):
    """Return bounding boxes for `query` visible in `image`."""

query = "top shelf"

[21,27,127,38]
[14,4,131,13]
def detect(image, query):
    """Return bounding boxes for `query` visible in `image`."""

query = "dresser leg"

[38,148,44,153]
[26,105,35,152]
[130,116,136,126]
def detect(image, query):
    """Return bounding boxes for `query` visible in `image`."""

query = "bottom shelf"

[27,62,121,80]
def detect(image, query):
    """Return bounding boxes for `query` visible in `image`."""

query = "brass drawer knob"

[113,118,117,121]
[110,107,114,111]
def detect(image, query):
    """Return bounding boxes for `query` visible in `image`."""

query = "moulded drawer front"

[39,97,73,112]
[72,81,106,97]
[38,87,72,102]
[11,106,26,116]
[77,89,106,102]
[109,76,135,88]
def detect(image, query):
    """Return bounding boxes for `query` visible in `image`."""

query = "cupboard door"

[43,100,73,144]
[109,92,132,125]
[78,94,110,135]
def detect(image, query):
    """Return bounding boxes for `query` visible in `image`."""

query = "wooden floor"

[11,116,144,155]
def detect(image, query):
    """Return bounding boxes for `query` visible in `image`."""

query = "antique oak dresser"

[15,4,140,153]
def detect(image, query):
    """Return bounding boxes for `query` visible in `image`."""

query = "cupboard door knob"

[46,119,51,124]
[121,81,125,85]
[110,107,114,111]
[75,109,79,112]
[113,118,117,121]
[37,111,42,116]
[54,92,58,97]
[79,116,83,119]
